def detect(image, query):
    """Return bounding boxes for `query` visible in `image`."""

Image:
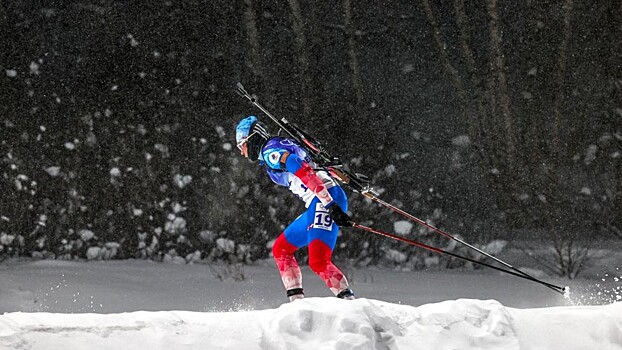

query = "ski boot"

[287,288,305,302]
[337,289,355,300]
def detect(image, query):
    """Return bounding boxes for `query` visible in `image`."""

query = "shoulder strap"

[279,151,290,171]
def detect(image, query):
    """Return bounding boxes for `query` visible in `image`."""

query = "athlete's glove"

[327,204,354,227]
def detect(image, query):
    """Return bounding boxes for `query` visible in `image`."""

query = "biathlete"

[235,115,355,301]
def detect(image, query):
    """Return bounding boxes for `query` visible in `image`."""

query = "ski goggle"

[236,130,259,151]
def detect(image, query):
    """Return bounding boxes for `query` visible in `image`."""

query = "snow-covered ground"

[1,258,621,349]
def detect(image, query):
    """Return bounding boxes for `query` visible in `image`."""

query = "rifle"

[236,82,376,195]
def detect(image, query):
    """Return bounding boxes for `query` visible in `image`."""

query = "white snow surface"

[1,259,622,350]
[2,298,622,350]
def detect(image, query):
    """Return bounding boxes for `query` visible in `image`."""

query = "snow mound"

[1,298,621,350]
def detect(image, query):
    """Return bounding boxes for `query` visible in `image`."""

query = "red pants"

[272,232,350,296]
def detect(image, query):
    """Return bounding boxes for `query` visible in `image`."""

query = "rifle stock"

[236,82,374,194]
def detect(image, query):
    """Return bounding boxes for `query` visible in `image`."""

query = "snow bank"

[1,298,621,350]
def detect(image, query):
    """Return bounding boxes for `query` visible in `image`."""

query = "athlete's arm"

[285,153,334,207]
[258,148,334,207]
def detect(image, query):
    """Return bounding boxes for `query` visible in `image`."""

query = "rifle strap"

[279,151,290,171]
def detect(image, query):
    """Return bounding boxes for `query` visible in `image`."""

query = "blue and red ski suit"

[259,137,351,297]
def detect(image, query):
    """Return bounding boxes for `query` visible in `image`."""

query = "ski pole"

[360,190,549,285]
[352,223,567,295]
[235,83,566,294]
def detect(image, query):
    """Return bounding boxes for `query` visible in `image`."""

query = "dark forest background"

[1,1,620,277]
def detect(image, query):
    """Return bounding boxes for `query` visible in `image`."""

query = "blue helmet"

[235,116,270,160]
[236,116,257,144]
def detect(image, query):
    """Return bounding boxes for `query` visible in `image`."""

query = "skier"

[235,115,356,301]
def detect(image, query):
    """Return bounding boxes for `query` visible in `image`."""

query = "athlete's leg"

[272,212,310,301]
[307,187,354,298]
[308,240,352,296]
[272,233,302,299]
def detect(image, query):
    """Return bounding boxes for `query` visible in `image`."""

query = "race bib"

[312,203,333,231]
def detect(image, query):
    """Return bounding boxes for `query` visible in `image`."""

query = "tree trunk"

[551,0,574,158]
[242,0,263,79]
[422,0,469,117]
[453,0,489,157]
[342,0,364,106]
[422,0,520,225]
[287,0,312,118]
[485,0,515,170]
[0,4,6,26]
